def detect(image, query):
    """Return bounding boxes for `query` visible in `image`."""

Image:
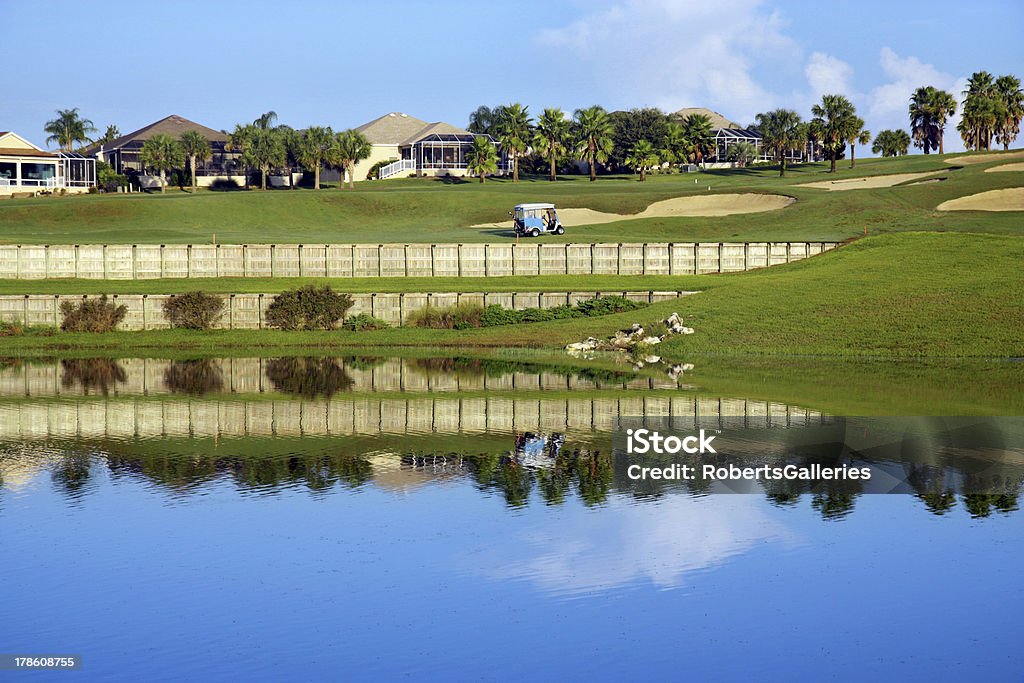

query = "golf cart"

[511,203,564,237]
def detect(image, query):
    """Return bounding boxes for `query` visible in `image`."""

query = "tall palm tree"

[179,131,211,193]
[253,111,278,130]
[228,124,256,189]
[679,113,714,167]
[844,117,868,168]
[139,134,183,193]
[811,94,858,172]
[930,89,957,154]
[661,121,688,169]
[995,74,1024,151]
[44,108,96,152]
[624,139,659,181]
[299,126,336,190]
[495,103,532,182]
[466,135,498,183]
[572,106,614,181]
[334,129,372,189]
[246,127,286,191]
[533,108,570,181]
[754,109,805,177]
[909,86,939,154]
[960,72,1000,150]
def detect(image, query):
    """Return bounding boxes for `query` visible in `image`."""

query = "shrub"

[341,313,390,331]
[266,286,354,331]
[60,295,126,333]
[0,321,56,337]
[162,291,225,330]
[208,178,241,191]
[480,304,521,327]
[407,303,485,329]
[574,295,642,317]
[366,158,398,180]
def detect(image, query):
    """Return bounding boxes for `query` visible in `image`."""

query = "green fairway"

[3,232,1020,359]
[1,151,1022,245]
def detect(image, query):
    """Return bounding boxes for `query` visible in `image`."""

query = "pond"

[1,355,1021,679]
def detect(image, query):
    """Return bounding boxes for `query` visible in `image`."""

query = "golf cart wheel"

[554,225,564,235]
[530,228,540,237]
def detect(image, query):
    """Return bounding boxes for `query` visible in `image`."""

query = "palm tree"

[299,126,335,190]
[253,111,278,130]
[334,129,372,189]
[661,121,688,169]
[246,128,286,191]
[960,72,999,150]
[909,86,956,154]
[679,113,714,167]
[466,135,498,183]
[228,124,256,189]
[995,74,1024,151]
[495,103,532,182]
[930,89,957,154]
[572,106,614,181]
[624,140,659,181]
[811,94,858,172]
[872,129,911,157]
[726,141,758,167]
[277,125,303,189]
[179,131,211,193]
[44,108,96,152]
[139,134,183,193]
[754,109,805,177]
[844,117,869,168]
[533,108,570,181]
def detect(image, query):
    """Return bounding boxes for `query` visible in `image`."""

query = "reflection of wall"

[0,242,841,280]
[0,397,824,440]
[0,290,689,330]
[0,357,677,397]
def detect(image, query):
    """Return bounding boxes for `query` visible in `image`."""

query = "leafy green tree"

[179,131,211,193]
[609,108,670,169]
[246,127,286,190]
[573,105,614,181]
[995,74,1023,151]
[624,139,659,181]
[299,126,336,190]
[872,129,911,157]
[94,124,120,145]
[466,135,498,183]
[661,121,689,168]
[844,117,869,168]
[334,129,372,189]
[495,103,532,182]
[754,109,805,176]
[679,113,715,167]
[44,108,96,152]
[726,140,759,167]
[533,108,570,181]
[811,94,858,172]
[139,133,184,193]
[467,105,500,134]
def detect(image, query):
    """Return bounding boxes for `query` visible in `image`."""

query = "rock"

[644,355,661,364]
[680,327,695,335]
[641,336,662,345]
[682,363,694,371]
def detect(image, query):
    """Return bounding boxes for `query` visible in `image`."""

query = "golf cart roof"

[514,203,556,210]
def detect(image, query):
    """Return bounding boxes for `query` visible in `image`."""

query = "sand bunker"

[946,150,1024,165]
[795,171,943,191]
[473,193,793,228]
[936,188,1024,212]
[985,162,1024,173]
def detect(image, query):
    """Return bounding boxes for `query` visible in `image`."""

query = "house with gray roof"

[353,112,507,180]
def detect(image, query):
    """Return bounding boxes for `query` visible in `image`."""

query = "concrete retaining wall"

[0,290,692,330]
[0,242,840,280]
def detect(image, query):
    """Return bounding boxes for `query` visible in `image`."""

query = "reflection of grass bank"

[2,233,1021,359]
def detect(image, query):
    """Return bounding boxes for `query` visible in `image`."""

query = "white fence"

[0,290,692,330]
[0,242,841,280]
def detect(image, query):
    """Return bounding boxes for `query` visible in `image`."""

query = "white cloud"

[805,52,854,100]
[867,47,967,151]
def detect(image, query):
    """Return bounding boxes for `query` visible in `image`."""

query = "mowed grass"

[5,232,1021,359]
[0,150,1022,244]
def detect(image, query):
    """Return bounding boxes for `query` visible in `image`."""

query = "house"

[352,112,507,181]
[82,114,242,186]
[0,131,95,195]
[673,107,822,166]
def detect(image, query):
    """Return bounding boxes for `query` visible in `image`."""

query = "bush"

[480,304,521,327]
[341,313,390,331]
[208,178,241,191]
[0,321,56,337]
[407,303,485,329]
[366,158,398,180]
[162,291,225,330]
[574,295,642,317]
[266,285,354,330]
[60,295,126,333]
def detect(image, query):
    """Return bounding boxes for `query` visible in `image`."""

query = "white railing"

[378,158,416,179]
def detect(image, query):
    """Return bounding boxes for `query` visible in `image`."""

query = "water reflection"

[60,358,127,395]
[164,359,224,396]
[265,357,354,398]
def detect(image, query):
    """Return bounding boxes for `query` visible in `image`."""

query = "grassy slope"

[0,150,1021,244]
[4,232,1021,359]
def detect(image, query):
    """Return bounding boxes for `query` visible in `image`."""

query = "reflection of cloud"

[0,445,53,492]
[466,495,797,595]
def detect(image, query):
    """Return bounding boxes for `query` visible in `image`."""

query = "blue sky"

[2,0,1021,154]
